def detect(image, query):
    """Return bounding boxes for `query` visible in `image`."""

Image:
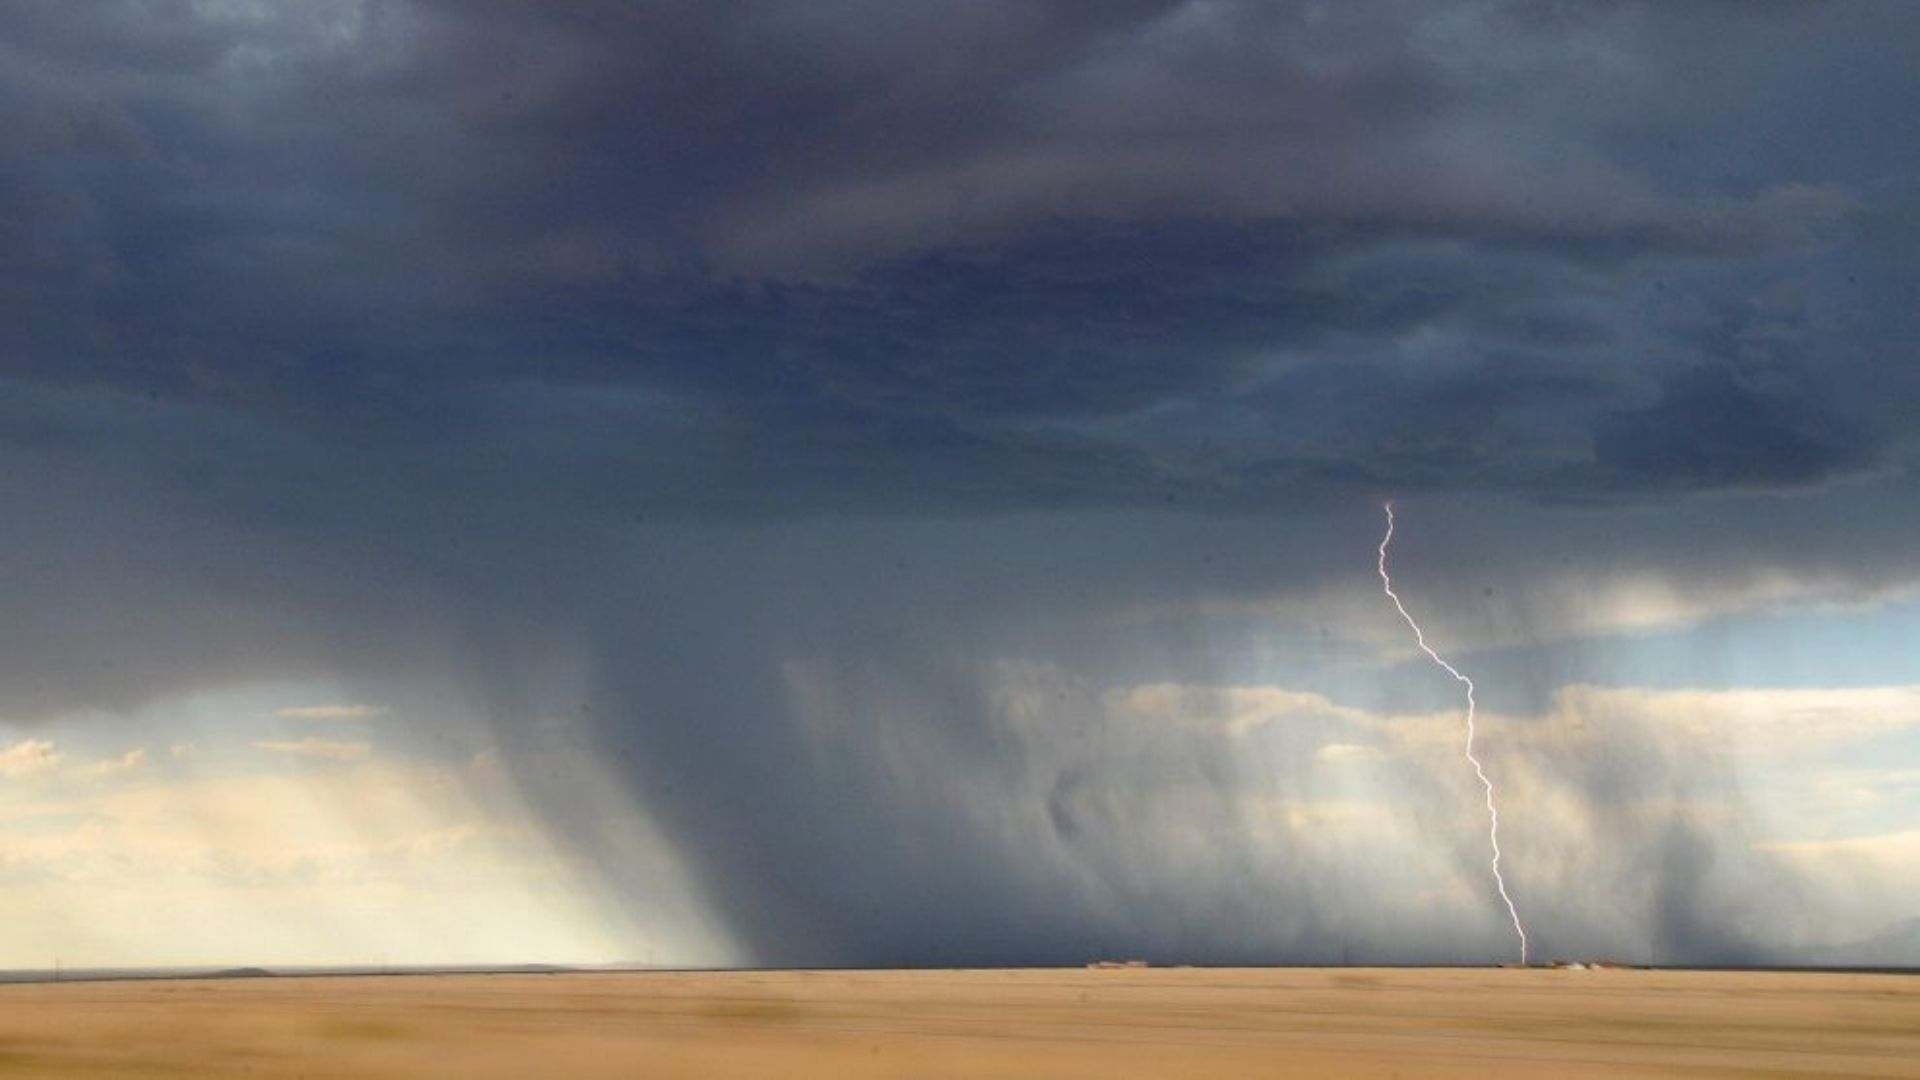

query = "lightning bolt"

[1376,501,1529,966]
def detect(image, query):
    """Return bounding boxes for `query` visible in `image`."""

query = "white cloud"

[1114,683,1373,737]
[1315,742,1383,764]
[1758,828,1920,861]
[70,747,147,781]
[251,738,372,762]
[273,703,387,721]
[1499,570,1914,647]
[1548,684,1920,752]
[0,739,61,779]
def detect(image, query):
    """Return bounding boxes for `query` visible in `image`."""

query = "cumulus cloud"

[1114,683,1374,738]
[273,704,387,721]
[0,740,61,779]
[68,747,147,781]
[1316,742,1384,764]
[1761,828,1920,861]
[1548,684,1920,754]
[251,738,373,762]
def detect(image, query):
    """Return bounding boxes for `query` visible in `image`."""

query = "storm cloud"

[1,1,1917,966]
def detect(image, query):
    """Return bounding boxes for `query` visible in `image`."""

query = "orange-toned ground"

[0,966,1914,1078]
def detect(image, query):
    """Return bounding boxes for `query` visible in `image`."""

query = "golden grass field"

[0,966,1914,1078]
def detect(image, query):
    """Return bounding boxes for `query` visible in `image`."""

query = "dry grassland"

[0,966,1913,1078]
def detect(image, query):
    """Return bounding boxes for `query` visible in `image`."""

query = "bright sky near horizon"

[6,553,1917,968]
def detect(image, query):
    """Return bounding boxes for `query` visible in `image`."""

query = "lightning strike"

[1376,501,1530,966]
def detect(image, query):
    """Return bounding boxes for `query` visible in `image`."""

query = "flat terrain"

[0,967,1914,1078]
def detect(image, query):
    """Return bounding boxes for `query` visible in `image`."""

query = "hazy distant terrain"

[0,968,1912,1078]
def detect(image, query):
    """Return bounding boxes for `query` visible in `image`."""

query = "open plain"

[0,967,1914,1078]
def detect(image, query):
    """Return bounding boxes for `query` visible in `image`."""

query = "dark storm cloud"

[1591,364,1874,490]
[2,0,1911,509]
[2,1,1917,965]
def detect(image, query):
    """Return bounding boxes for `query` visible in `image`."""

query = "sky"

[1,0,1917,970]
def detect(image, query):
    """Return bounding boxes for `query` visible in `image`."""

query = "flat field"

[0,967,1913,1078]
